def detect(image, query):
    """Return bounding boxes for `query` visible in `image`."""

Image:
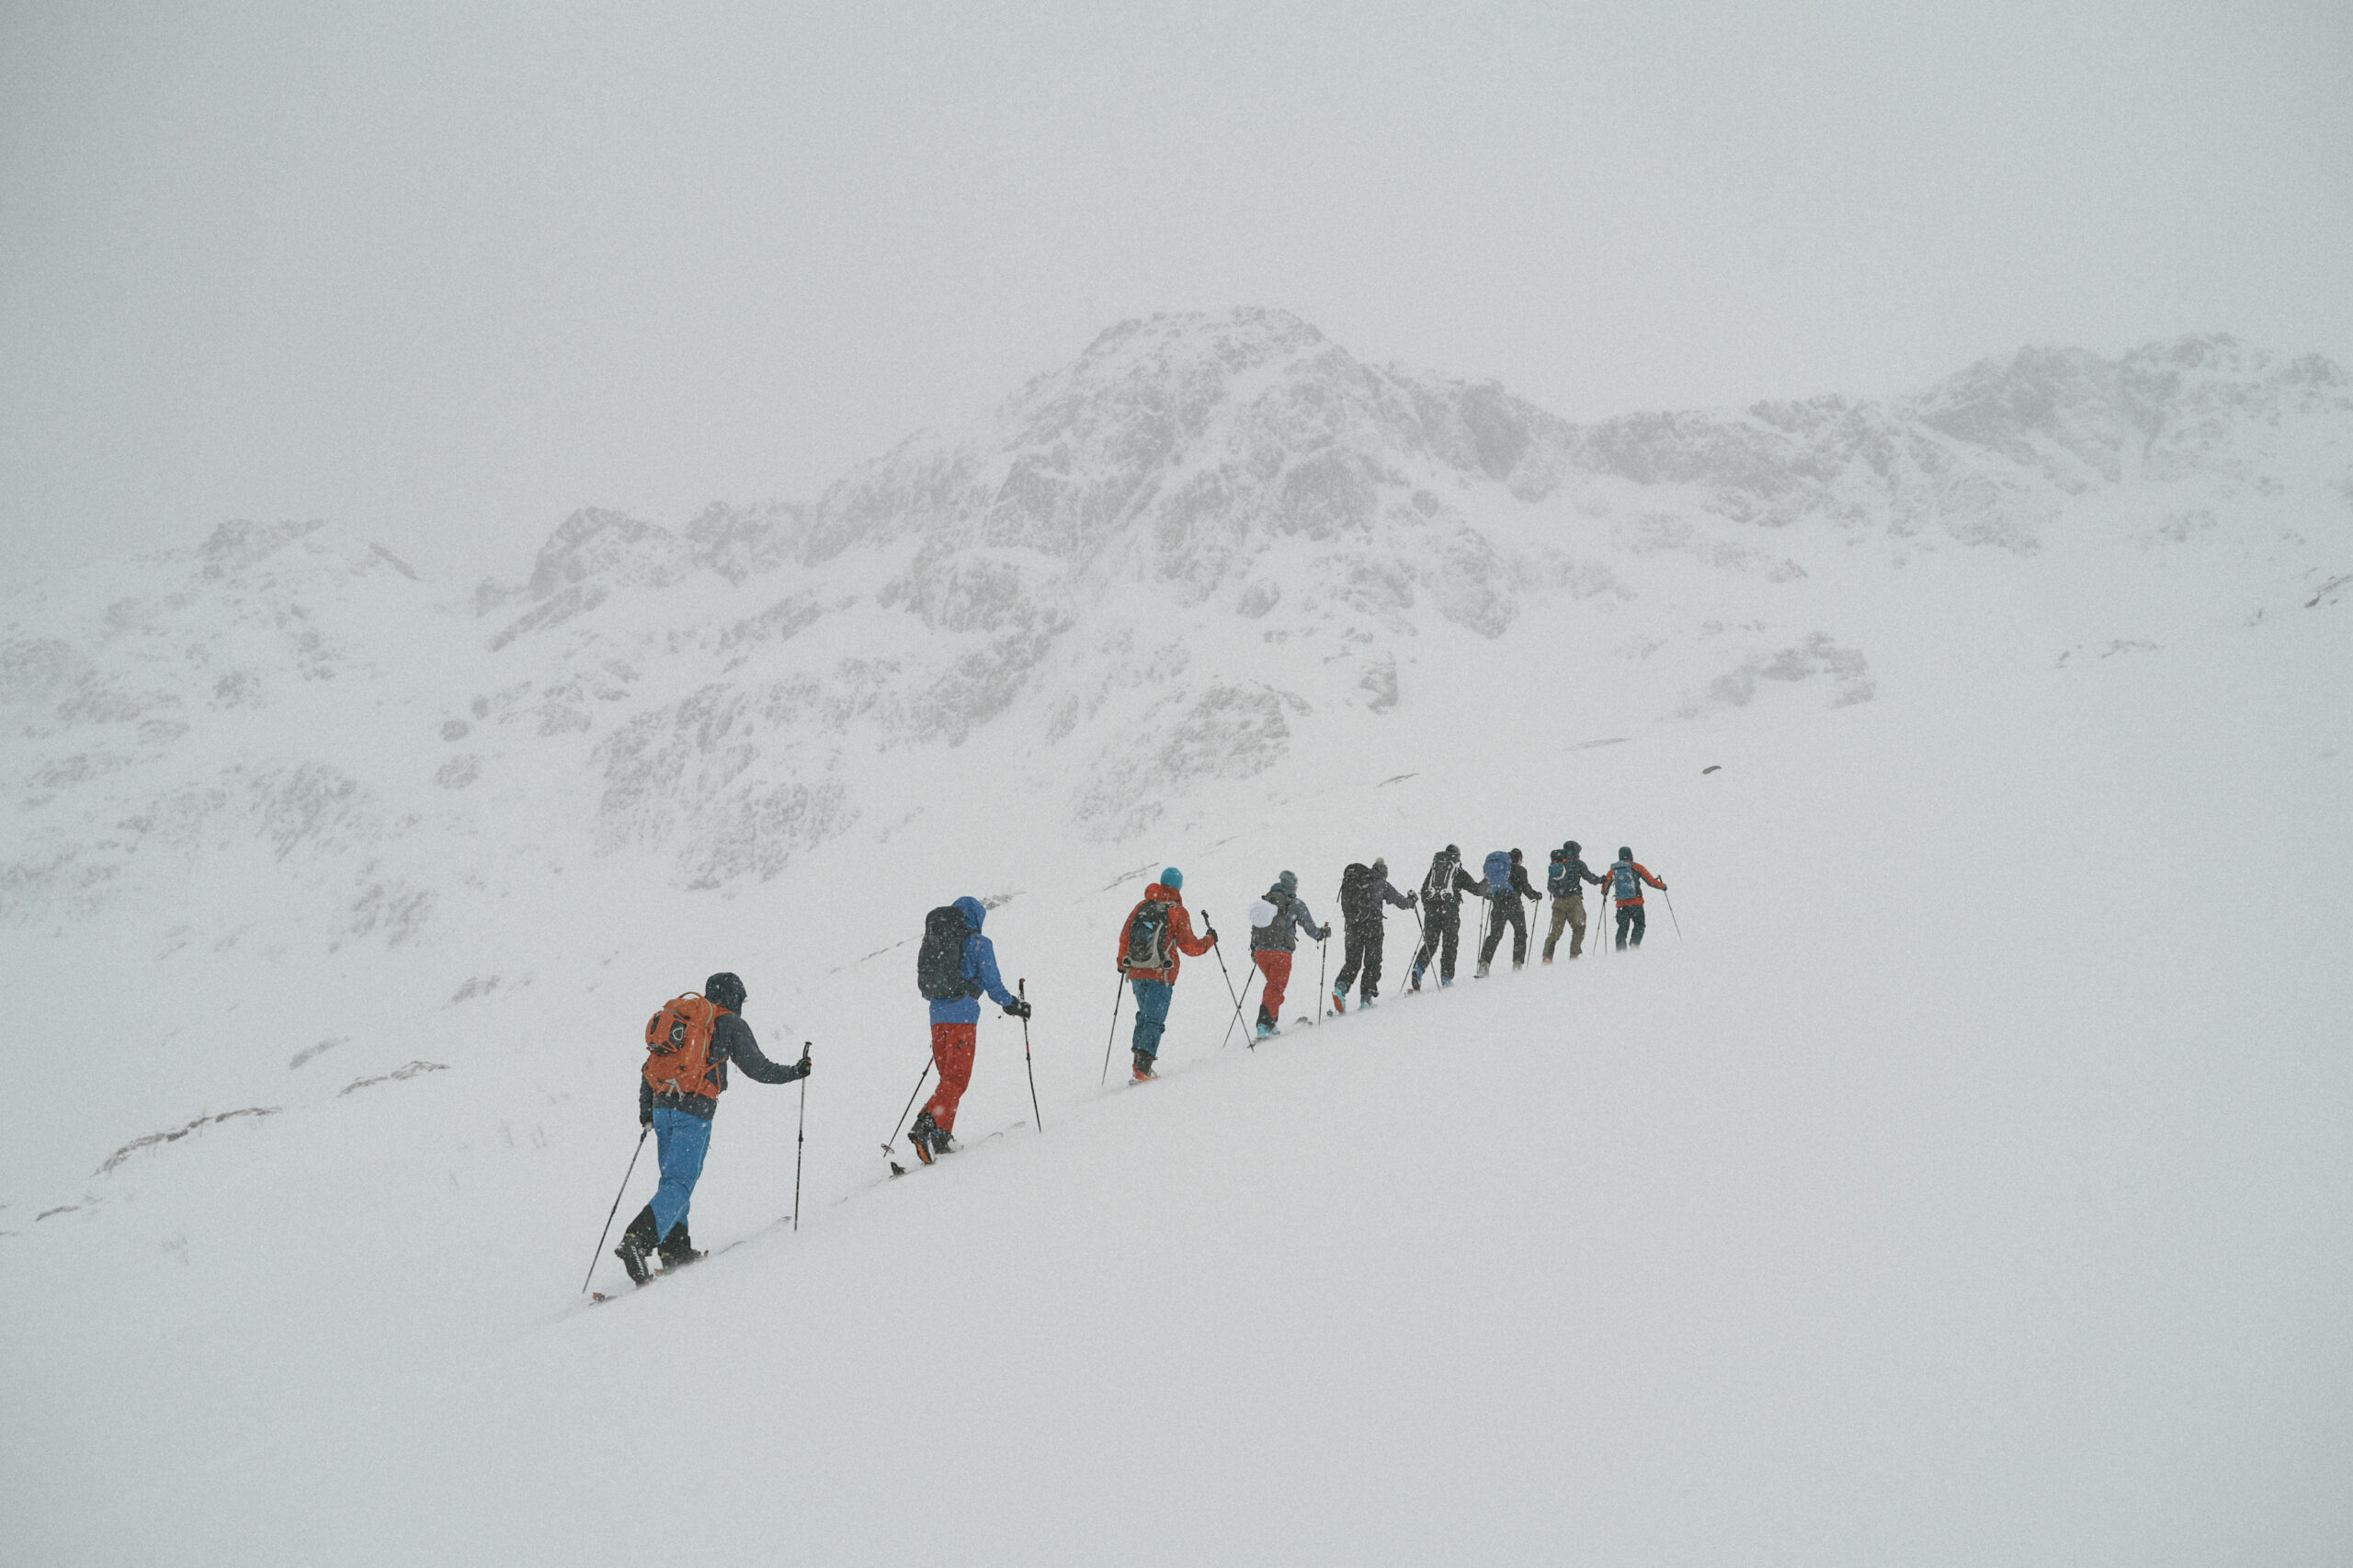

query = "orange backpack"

[642,993,726,1101]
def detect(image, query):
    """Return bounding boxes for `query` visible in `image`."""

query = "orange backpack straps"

[642,994,724,1101]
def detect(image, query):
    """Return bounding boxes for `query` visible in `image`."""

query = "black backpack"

[1339,862,1374,919]
[917,906,981,1000]
[1127,901,1173,970]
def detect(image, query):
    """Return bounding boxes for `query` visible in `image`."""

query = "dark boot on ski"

[1474,961,1491,979]
[909,1110,939,1165]
[658,1224,704,1272]
[1131,1050,1158,1082]
[614,1205,660,1287]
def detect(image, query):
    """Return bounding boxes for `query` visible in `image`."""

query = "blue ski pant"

[650,1105,712,1241]
[1129,978,1174,1060]
[1614,903,1646,949]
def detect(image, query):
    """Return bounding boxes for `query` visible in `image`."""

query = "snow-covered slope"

[3,312,2349,1563]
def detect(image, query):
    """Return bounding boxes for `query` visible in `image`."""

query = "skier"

[1475,848,1542,976]
[1606,846,1668,949]
[909,896,1031,1165]
[1116,868,1217,1079]
[1409,845,1483,989]
[616,971,811,1286]
[1541,840,1607,961]
[1331,858,1415,1012]
[1248,869,1328,1040]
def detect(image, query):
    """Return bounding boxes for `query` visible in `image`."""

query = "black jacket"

[1507,863,1541,903]
[1548,852,1606,897]
[1421,857,1485,913]
[641,1010,806,1123]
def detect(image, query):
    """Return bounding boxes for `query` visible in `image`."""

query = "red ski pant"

[923,1022,976,1133]
[1253,949,1293,1026]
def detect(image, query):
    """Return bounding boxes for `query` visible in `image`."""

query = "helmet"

[705,971,747,1011]
[1565,841,1580,855]
[1618,846,1632,861]
[1278,869,1297,892]
[1509,847,1522,861]
[1160,867,1183,891]
[1371,858,1387,878]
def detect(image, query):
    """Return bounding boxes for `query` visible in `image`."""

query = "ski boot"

[1131,1050,1158,1082]
[1330,989,1347,1016]
[1255,1018,1277,1040]
[1474,961,1491,979]
[658,1224,705,1272]
[1408,964,1424,992]
[909,1110,940,1165]
[614,1205,660,1288]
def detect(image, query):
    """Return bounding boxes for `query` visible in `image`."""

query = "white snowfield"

[3,312,2348,1564]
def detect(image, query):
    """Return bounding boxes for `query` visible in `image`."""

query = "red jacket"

[1115,883,1214,983]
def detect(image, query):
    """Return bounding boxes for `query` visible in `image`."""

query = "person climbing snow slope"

[1607,846,1668,949]
[909,896,1030,1165]
[1248,869,1328,1040]
[1117,868,1217,1079]
[616,972,811,1286]
[1332,858,1415,1012]
[1476,848,1542,976]
[1543,840,1607,961]
[1410,845,1483,989]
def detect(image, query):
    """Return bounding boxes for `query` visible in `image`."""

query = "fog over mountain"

[6,310,2344,938]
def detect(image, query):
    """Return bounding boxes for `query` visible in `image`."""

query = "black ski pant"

[1615,903,1646,949]
[1480,894,1531,968]
[1334,922,1384,1001]
[1412,905,1461,984]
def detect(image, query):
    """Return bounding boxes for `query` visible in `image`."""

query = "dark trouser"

[1334,923,1384,1000]
[1412,905,1461,983]
[1543,895,1587,960]
[1615,903,1646,949]
[1481,896,1530,967]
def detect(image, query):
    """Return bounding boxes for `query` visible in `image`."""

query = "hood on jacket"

[952,895,987,930]
[1143,882,1181,903]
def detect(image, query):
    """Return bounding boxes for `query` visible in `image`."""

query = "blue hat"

[1160,867,1183,891]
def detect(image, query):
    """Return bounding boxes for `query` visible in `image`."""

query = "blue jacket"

[928,895,1020,1026]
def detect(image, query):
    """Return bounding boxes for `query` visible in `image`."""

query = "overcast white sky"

[3,0,2347,587]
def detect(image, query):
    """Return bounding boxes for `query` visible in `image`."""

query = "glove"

[1320,926,1333,942]
[796,1050,813,1079]
[640,1112,653,1130]
[1204,926,1219,945]
[1005,998,1032,1020]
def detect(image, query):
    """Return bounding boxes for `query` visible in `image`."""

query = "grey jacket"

[1249,886,1328,952]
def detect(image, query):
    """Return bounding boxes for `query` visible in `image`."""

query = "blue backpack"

[1483,851,1511,892]
[1611,861,1640,899]
[1547,854,1572,897]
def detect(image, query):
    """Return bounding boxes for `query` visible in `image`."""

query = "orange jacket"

[1115,883,1215,983]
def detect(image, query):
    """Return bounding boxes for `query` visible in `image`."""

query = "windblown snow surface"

[4,312,2349,1564]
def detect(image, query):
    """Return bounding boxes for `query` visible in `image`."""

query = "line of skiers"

[612,848,1665,1285]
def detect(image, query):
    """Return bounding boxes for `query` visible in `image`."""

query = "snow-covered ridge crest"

[4,313,2347,941]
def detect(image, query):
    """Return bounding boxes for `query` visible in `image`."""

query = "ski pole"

[883,1057,932,1155]
[792,1043,809,1233]
[1220,964,1261,1050]
[1018,979,1043,1133]
[1099,969,1127,1085]
[1663,885,1683,939]
[1317,935,1328,1020]
[582,1126,649,1293]
[1203,909,1244,1027]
